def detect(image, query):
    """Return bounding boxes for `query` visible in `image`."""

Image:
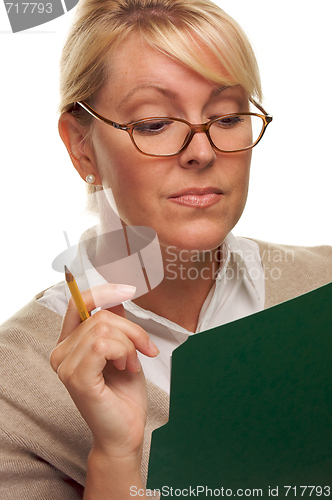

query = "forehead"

[111,33,228,74]
[96,35,238,108]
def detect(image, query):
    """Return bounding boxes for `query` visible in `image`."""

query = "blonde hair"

[59,0,262,199]
[60,0,262,112]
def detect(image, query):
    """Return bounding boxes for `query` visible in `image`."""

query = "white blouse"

[39,233,264,393]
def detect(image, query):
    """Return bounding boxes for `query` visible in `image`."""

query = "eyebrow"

[210,84,240,99]
[118,83,236,108]
[118,85,178,108]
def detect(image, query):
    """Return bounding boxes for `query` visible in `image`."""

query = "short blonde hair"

[59,0,262,115]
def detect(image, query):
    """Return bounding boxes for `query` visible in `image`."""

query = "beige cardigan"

[1,241,332,499]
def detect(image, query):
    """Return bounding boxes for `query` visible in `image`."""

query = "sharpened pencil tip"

[64,265,74,283]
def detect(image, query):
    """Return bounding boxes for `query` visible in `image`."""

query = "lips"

[168,187,223,208]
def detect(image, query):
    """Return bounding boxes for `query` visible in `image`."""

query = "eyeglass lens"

[132,115,265,155]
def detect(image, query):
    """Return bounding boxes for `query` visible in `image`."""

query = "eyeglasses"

[74,100,272,157]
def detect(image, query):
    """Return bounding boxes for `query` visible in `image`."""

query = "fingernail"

[115,284,136,296]
[135,357,141,372]
[149,339,160,355]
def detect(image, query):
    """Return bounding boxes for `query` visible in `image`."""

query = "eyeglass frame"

[72,99,273,157]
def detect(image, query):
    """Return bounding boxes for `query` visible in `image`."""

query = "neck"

[89,214,225,331]
[133,245,224,332]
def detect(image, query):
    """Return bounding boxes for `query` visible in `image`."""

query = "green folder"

[147,283,332,497]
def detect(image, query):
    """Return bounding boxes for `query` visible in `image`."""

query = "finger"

[90,310,160,357]
[60,283,137,341]
[56,309,158,361]
[56,337,135,388]
[51,313,159,374]
[52,322,141,375]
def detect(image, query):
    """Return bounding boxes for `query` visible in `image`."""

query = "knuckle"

[92,320,112,338]
[91,311,149,346]
[93,309,110,323]
[91,336,108,355]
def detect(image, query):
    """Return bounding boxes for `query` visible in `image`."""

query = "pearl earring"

[86,174,96,184]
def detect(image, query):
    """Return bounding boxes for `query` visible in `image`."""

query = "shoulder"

[247,239,332,308]
[0,290,63,348]
[0,292,91,498]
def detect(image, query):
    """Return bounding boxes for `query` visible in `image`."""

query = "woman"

[1,0,331,498]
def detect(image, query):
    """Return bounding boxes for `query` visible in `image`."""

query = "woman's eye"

[214,115,244,128]
[134,120,173,134]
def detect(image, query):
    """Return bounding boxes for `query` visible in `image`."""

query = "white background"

[0,1,331,324]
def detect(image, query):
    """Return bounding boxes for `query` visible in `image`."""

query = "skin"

[55,35,253,498]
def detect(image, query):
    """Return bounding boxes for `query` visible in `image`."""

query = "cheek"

[92,132,160,223]
[229,150,251,196]
[242,153,251,197]
[102,157,144,221]
[91,127,139,190]
[225,150,251,222]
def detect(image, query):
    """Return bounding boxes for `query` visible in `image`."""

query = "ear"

[58,112,102,185]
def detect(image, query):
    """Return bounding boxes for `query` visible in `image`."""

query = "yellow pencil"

[64,265,90,321]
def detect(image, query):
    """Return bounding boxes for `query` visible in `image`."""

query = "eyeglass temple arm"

[250,98,273,123]
[74,101,129,130]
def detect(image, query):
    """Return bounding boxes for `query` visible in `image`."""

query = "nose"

[178,127,216,169]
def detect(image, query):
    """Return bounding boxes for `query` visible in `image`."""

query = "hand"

[50,284,159,460]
